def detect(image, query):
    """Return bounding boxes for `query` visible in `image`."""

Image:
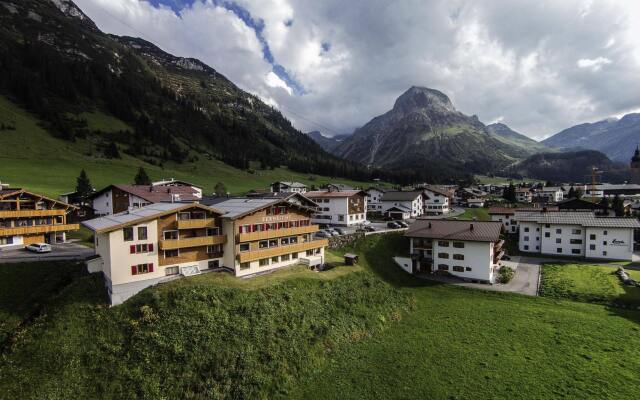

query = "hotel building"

[306,189,367,226]
[0,188,79,249]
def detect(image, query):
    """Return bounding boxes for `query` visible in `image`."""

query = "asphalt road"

[0,242,94,263]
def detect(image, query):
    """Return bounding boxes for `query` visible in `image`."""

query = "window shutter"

[149,243,154,252]
[131,265,137,275]
[149,263,154,272]
[130,245,135,254]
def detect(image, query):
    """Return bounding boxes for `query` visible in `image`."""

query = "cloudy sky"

[73,0,640,140]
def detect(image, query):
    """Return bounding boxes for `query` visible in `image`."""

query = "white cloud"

[72,0,640,140]
[577,57,612,71]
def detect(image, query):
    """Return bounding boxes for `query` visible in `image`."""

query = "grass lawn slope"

[0,95,375,197]
[540,263,640,307]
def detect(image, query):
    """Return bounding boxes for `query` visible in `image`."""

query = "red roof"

[93,184,200,203]
[405,220,502,242]
[305,190,365,198]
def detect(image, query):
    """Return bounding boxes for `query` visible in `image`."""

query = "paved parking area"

[0,242,94,263]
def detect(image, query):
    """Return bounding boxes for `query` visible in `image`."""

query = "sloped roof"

[488,206,559,215]
[516,211,640,228]
[405,220,503,242]
[209,195,317,219]
[306,189,365,198]
[0,188,78,209]
[273,181,307,188]
[82,203,222,233]
[424,186,453,197]
[91,184,200,203]
[381,191,422,202]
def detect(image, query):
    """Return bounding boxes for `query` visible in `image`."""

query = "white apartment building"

[365,187,388,213]
[306,189,367,226]
[422,187,451,215]
[270,181,307,194]
[405,220,504,283]
[82,203,227,305]
[91,184,200,216]
[517,211,639,260]
[488,206,559,234]
[533,187,564,203]
[380,191,423,219]
[515,188,533,203]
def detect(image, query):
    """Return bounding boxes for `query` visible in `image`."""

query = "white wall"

[92,191,112,215]
[539,223,585,257]
[105,220,159,286]
[518,221,541,252]
[311,196,367,226]
[584,227,634,261]
[234,247,325,277]
[432,240,494,282]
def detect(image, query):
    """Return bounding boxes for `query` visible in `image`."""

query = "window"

[208,260,220,269]
[164,230,178,240]
[438,253,449,259]
[164,249,179,258]
[292,253,298,259]
[556,238,561,244]
[123,227,134,241]
[272,256,280,263]
[339,215,344,221]
[466,267,472,271]
[131,243,153,254]
[545,232,550,238]
[269,239,278,247]
[178,212,190,221]
[289,236,298,244]
[570,239,582,245]
[259,258,270,267]
[306,250,314,256]
[453,254,464,260]
[603,251,607,256]
[259,240,269,249]
[571,229,581,235]
[556,248,562,253]
[603,241,607,246]
[206,227,219,236]
[207,245,222,254]
[452,266,464,272]
[131,263,153,275]
[590,244,596,250]
[590,234,596,240]
[571,249,581,254]
[453,242,465,248]
[437,264,449,271]
[138,226,147,240]
[524,245,529,250]
[239,243,250,252]
[240,262,250,270]
[556,229,562,234]
[545,224,550,228]
[281,254,291,261]
[438,241,450,247]
[603,230,608,236]
[165,266,179,276]
[524,227,530,232]
[281,237,290,245]
[524,236,529,242]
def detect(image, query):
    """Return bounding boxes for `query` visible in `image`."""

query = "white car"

[25,243,52,253]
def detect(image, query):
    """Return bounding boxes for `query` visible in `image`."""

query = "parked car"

[357,226,376,233]
[387,221,401,229]
[324,229,339,237]
[397,221,409,228]
[335,228,347,235]
[25,243,52,253]
[315,231,329,238]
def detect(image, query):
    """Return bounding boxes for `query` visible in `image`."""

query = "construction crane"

[584,166,604,198]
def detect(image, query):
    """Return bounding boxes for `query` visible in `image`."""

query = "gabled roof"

[0,188,78,209]
[516,211,640,228]
[366,186,389,193]
[82,203,222,233]
[405,220,503,242]
[306,189,366,198]
[488,206,558,215]
[208,195,316,220]
[515,188,531,193]
[386,205,412,212]
[423,186,453,197]
[325,183,354,190]
[152,179,202,189]
[272,181,307,188]
[90,184,200,203]
[380,191,422,202]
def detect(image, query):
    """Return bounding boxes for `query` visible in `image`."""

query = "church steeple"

[632,145,640,164]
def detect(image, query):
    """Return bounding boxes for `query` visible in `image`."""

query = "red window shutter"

[149,243,154,252]
[130,245,136,254]
[149,263,154,272]
[131,265,137,275]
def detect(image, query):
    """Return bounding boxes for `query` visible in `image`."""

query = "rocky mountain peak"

[392,86,456,114]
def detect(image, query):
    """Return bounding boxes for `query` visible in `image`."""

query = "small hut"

[344,253,359,266]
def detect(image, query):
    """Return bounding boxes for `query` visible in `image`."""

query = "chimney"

[428,222,432,228]
[470,223,474,231]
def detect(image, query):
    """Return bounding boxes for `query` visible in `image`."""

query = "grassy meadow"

[0,95,376,197]
[1,234,640,399]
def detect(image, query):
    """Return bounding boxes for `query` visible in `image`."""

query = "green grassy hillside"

[0,96,375,197]
[1,234,639,399]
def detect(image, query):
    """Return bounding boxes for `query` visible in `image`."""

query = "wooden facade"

[157,206,226,267]
[0,189,78,246]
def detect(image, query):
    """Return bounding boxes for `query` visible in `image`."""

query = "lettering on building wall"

[611,239,626,246]
[262,215,291,223]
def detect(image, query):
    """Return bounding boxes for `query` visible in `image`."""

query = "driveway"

[0,242,94,263]
[416,256,541,296]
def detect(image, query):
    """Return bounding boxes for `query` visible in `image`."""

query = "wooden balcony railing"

[237,225,319,242]
[237,239,328,263]
[159,235,227,250]
[176,219,218,230]
[0,209,67,219]
[0,223,79,237]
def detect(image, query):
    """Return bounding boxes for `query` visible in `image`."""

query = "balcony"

[237,225,319,242]
[176,219,218,230]
[159,235,227,250]
[237,239,328,263]
[0,223,79,237]
[0,209,67,218]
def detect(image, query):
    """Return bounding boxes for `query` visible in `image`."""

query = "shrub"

[497,266,515,283]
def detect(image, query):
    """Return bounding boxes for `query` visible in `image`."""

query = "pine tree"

[567,186,575,199]
[574,187,584,199]
[134,167,151,185]
[214,182,227,197]
[104,141,121,159]
[75,169,93,204]
[612,195,625,216]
